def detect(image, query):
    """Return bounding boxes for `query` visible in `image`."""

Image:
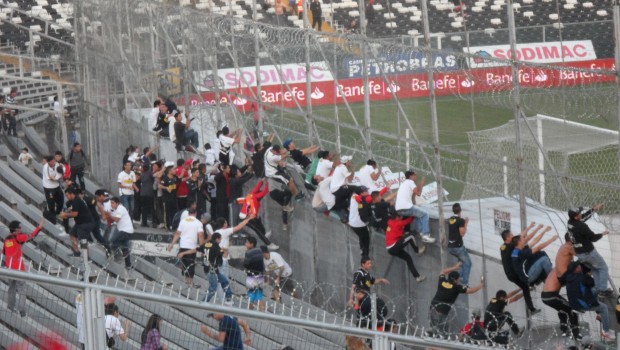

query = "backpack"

[106,332,115,348]
[566,269,598,312]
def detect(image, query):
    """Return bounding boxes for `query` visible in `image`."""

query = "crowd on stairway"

[2,93,620,349]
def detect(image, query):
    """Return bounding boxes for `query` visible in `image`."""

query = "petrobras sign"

[463,40,596,68]
[344,52,459,78]
[193,62,334,91]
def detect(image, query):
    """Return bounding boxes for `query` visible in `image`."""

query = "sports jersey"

[430,274,468,314]
[447,215,465,248]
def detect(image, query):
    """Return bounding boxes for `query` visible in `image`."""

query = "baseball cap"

[341,155,352,163]
[164,161,175,168]
[283,138,293,149]
[568,207,584,220]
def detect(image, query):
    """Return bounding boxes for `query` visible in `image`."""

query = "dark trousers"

[140,196,154,225]
[133,193,142,222]
[44,187,64,214]
[351,225,370,257]
[541,291,580,337]
[508,276,535,311]
[91,219,107,245]
[6,114,16,136]
[107,230,132,268]
[486,312,519,335]
[248,218,271,245]
[215,199,229,221]
[197,194,207,218]
[177,196,187,212]
[163,195,177,230]
[387,233,420,278]
[332,185,358,212]
[153,196,164,225]
[312,14,322,30]
[209,196,217,221]
[70,169,86,190]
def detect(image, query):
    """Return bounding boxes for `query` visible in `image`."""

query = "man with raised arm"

[428,262,484,337]
[511,225,558,286]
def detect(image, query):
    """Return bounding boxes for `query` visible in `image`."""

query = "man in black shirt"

[186,168,203,215]
[349,256,389,307]
[60,188,95,257]
[428,262,484,337]
[153,103,171,138]
[499,224,541,314]
[447,203,472,286]
[369,189,396,232]
[283,138,318,172]
[484,289,522,343]
[79,189,107,246]
[243,237,265,311]
[355,288,388,329]
[566,204,612,296]
[173,111,199,151]
[510,226,557,285]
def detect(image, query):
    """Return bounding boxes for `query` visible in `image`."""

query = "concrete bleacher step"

[0,282,81,348]
[7,157,44,191]
[0,159,46,205]
[152,257,346,349]
[23,125,50,157]
[0,321,36,349]
[3,133,35,157]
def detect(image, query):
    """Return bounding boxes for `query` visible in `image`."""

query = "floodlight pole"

[614,1,620,182]
[507,0,527,231]
[359,0,372,159]
[253,0,263,139]
[420,0,446,265]
[304,0,315,144]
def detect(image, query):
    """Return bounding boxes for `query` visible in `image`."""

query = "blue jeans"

[527,256,552,284]
[120,194,134,219]
[185,129,199,149]
[206,270,233,302]
[397,206,430,235]
[577,250,609,294]
[448,246,472,285]
[589,303,610,331]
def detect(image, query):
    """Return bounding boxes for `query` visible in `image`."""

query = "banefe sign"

[463,40,596,68]
[183,58,614,108]
[193,62,334,91]
[344,52,459,78]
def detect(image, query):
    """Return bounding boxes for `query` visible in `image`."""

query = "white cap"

[164,161,175,168]
[341,155,352,163]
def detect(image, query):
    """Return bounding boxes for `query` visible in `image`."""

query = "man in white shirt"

[395,170,435,243]
[330,155,357,217]
[265,144,304,202]
[348,186,371,256]
[211,215,254,277]
[312,175,335,213]
[315,151,335,179]
[203,143,218,166]
[358,159,381,192]
[148,100,161,132]
[261,245,294,302]
[105,304,129,346]
[167,208,205,287]
[219,126,241,165]
[108,197,135,269]
[42,155,65,217]
[117,161,138,220]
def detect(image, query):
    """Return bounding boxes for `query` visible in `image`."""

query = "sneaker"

[19,311,26,317]
[598,288,614,297]
[224,299,233,306]
[601,331,616,342]
[265,230,272,239]
[295,192,305,201]
[267,243,279,251]
[416,275,427,283]
[529,308,541,316]
[421,235,436,244]
[417,245,426,255]
[157,223,165,229]
[185,145,196,152]
[68,252,81,257]
[282,224,288,230]
[283,204,294,212]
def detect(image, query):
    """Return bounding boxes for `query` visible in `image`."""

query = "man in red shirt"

[175,159,191,211]
[3,218,44,316]
[385,211,426,283]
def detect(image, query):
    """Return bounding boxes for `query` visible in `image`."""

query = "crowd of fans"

[2,93,620,349]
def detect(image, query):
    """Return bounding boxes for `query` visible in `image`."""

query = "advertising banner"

[184,58,615,108]
[463,40,597,68]
[343,52,460,78]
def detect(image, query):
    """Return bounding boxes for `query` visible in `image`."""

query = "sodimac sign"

[185,58,615,108]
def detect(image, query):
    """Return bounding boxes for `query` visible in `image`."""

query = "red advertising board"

[181,59,615,109]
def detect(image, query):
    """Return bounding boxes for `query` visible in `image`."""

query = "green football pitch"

[272,86,619,200]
